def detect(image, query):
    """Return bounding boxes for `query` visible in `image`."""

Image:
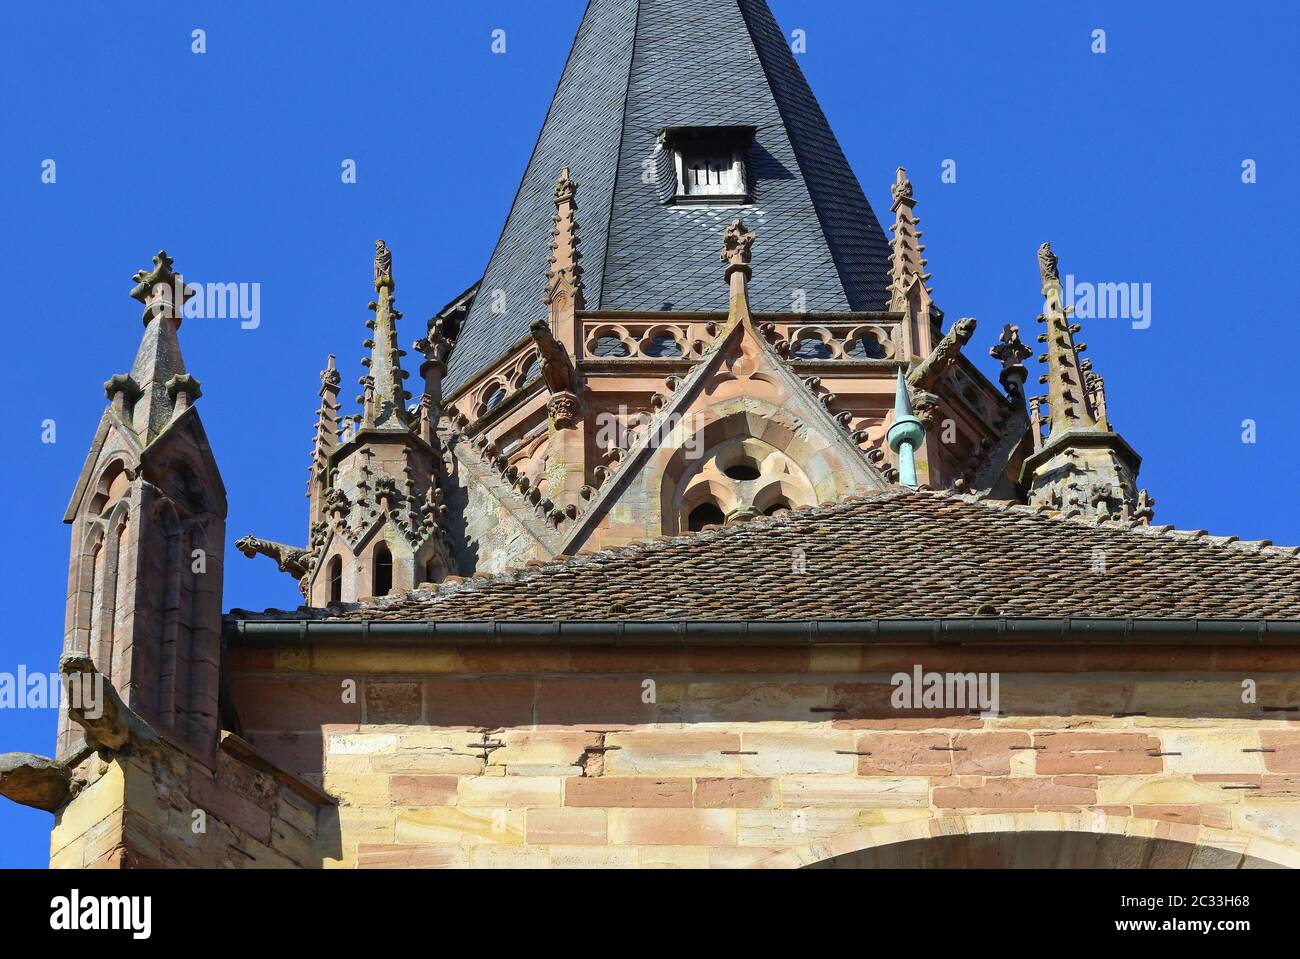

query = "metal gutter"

[223,618,1300,648]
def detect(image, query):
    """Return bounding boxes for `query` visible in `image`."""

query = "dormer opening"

[661,126,755,205]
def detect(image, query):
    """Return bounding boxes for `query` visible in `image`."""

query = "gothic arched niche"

[87,457,133,517]
[158,456,209,515]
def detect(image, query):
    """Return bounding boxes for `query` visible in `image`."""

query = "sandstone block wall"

[226,643,1300,868]
[50,729,334,869]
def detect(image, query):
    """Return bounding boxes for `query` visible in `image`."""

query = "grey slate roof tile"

[444,0,892,395]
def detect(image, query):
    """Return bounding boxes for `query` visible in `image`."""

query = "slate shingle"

[444,0,891,396]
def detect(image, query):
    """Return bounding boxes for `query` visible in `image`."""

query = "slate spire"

[443,0,891,395]
[359,240,412,430]
[1020,243,1153,523]
[1034,242,1097,437]
[123,250,198,442]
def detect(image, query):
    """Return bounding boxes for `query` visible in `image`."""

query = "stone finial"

[360,242,411,430]
[374,239,394,290]
[1133,488,1156,524]
[130,249,195,326]
[720,218,756,279]
[554,166,578,204]
[412,321,452,368]
[1021,242,1148,522]
[1037,242,1060,287]
[412,321,454,442]
[310,354,342,487]
[546,167,584,309]
[130,250,177,301]
[891,166,914,204]
[320,353,340,389]
[990,324,1033,398]
[886,171,933,324]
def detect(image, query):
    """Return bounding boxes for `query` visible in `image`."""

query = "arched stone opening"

[755,813,1296,870]
[802,832,1286,869]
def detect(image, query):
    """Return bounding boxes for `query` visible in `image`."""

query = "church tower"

[238,241,456,603]
[235,0,1155,587]
[422,0,1138,574]
[60,252,227,762]
[1020,243,1154,521]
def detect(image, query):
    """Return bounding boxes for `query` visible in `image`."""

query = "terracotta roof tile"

[237,489,1300,623]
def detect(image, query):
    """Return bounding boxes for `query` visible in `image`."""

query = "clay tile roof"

[240,489,1300,624]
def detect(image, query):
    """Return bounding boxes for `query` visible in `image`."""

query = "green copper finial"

[887,368,925,487]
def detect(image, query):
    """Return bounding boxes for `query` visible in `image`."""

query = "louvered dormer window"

[661,126,754,205]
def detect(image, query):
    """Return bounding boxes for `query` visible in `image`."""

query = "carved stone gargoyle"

[529,319,582,428]
[0,653,159,812]
[61,654,158,753]
[235,534,312,579]
[909,316,976,391]
[0,753,73,811]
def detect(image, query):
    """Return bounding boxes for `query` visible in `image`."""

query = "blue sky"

[0,1,1296,866]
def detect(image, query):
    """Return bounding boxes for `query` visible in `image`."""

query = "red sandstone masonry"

[245,731,324,778]
[953,732,1031,775]
[1261,732,1300,773]
[390,775,458,806]
[565,777,693,807]
[232,675,362,729]
[1033,732,1163,775]
[933,779,1097,809]
[189,768,272,843]
[856,733,952,776]
[422,679,534,727]
[694,778,777,808]
[1132,805,1201,825]
[365,681,423,724]
[535,678,658,725]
